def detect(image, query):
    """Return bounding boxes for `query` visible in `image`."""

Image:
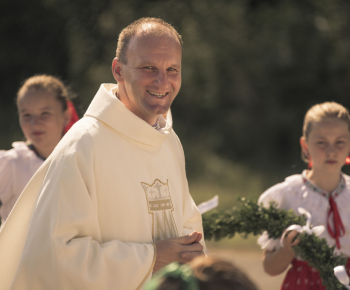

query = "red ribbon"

[327,196,345,249]
[347,258,350,276]
[64,100,79,133]
[346,156,350,165]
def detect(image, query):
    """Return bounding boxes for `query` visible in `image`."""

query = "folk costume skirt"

[280,259,325,290]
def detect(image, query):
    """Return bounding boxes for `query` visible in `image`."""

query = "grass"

[205,234,262,252]
[188,153,269,210]
[187,153,285,251]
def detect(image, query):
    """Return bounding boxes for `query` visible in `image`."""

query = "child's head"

[190,256,257,290]
[300,102,350,169]
[145,256,258,290]
[16,75,71,158]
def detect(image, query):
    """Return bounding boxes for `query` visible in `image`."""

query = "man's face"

[114,31,182,125]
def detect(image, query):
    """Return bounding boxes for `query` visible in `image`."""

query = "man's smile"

[147,90,168,98]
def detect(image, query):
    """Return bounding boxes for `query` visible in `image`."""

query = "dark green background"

[2,0,350,194]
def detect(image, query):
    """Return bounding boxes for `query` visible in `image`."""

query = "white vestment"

[0,84,204,290]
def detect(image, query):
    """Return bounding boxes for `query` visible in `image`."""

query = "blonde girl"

[258,102,350,289]
[0,75,78,222]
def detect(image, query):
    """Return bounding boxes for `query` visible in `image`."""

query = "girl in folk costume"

[258,102,350,289]
[0,75,79,223]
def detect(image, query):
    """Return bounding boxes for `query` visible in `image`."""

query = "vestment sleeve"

[5,135,155,290]
[172,132,206,250]
[182,192,205,239]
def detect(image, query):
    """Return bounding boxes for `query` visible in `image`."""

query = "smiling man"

[0,18,205,290]
[112,23,182,126]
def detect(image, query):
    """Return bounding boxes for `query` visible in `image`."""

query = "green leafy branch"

[202,198,347,289]
[295,234,346,289]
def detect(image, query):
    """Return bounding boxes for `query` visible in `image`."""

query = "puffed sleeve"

[258,182,286,208]
[0,133,155,290]
[257,182,287,251]
[0,150,12,199]
[0,150,14,220]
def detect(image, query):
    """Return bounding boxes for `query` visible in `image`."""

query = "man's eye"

[143,66,154,70]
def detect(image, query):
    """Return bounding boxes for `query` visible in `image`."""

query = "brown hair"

[116,17,183,64]
[190,256,257,290]
[154,256,257,290]
[17,75,69,111]
[302,101,350,163]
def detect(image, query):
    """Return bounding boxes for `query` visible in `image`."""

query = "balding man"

[0,18,205,290]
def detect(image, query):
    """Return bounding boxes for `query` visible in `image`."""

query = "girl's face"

[300,118,350,174]
[18,89,69,158]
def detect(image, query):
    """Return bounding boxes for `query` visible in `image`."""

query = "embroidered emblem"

[142,179,178,241]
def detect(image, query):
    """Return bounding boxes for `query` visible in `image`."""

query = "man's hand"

[153,231,204,273]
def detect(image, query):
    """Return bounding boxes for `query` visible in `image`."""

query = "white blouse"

[258,170,350,257]
[0,142,43,221]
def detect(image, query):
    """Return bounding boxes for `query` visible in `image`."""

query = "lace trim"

[302,171,345,199]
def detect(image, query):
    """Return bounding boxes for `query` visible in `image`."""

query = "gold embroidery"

[142,179,178,241]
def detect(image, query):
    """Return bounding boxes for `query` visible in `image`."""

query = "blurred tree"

[0,0,69,148]
[2,0,350,180]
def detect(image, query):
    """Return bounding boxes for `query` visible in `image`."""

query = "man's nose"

[154,71,169,88]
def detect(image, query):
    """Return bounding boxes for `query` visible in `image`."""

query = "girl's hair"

[148,256,257,290]
[17,75,69,111]
[302,101,350,163]
[190,256,257,290]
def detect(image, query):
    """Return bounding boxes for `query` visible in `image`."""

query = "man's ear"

[112,58,123,83]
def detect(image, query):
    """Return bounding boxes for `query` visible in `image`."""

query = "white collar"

[109,85,171,133]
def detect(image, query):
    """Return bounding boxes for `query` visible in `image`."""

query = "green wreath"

[202,198,347,289]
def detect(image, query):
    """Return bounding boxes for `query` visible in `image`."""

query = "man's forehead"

[133,23,181,46]
[125,30,181,60]
[125,38,182,69]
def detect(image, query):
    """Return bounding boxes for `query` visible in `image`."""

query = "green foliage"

[203,198,348,289]
[294,234,347,289]
[203,198,305,240]
[0,0,70,149]
[3,0,350,176]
